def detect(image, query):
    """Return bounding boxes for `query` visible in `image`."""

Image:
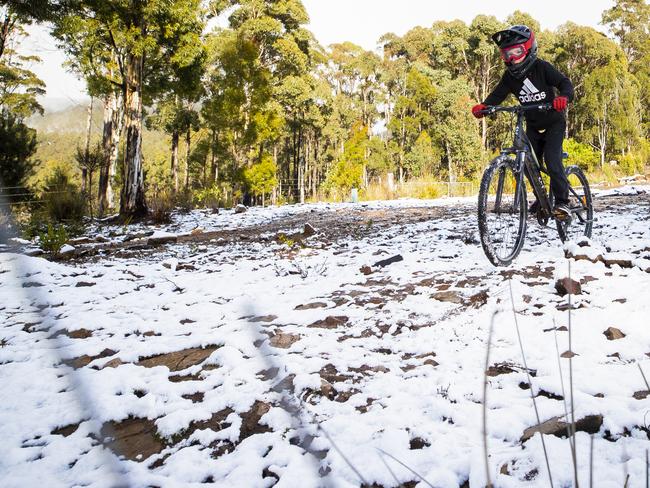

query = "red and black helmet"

[492,25,538,78]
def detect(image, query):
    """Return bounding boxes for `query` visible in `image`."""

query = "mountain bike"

[477,103,594,267]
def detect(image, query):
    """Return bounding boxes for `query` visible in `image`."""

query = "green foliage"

[0,16,45,118]
[243,155,277,198]
[0,110,37,194]
[323,123,367,198]
[38,223,68,257]
[563,138,600,172]
[405,131,438,177]
[41,168,86,224]
[193,185,221,211]
[18,3,650,209]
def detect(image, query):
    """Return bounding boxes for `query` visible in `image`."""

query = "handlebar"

[479,103,553,116]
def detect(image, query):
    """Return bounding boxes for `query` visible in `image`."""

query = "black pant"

[526,121,569,205]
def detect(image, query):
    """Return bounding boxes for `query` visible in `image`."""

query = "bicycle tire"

[478,157,528,266]
[556,165,593,242]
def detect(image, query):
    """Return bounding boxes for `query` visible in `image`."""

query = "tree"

[323,122,366,198]
[0,109,36,193]
[582,60,640,167]
[0,5,45,118]
[244,154,277,205]
[405,131,437,178]
[602,0,650,137]
[51,0,206,218]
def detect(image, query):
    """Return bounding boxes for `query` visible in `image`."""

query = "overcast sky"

[23,0,615,110]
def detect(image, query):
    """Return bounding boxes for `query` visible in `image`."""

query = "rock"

[409,437,431,450]
[102,358,125,369]
[560,350,578,358]
[302,223,316,237]
[75,281,96,287]
[320,379,337,400]
[101,417,164,461]
[603,327,625,340]
[555,277,582,296]
[240,401,271,440]
[269,332,300,349]
[59,244,76,257]
[137,346,219,371]
[249,315,277,323]
[294,302,328,310]
[359,265,373,275]
[633,390,650,400]
[24,248,44,257]
[467,290,489,308]
[432,290,463,304]
[65,348,117,369]
[51,423,80,437]
[67,328,93,339]
[521,415,603,442]
[602,255,633,268]
[308,315,349,329]
[373,254,403,268]
[147,234,177,246]
[486,363,516,377]
[234,204,247,214]
[9,237,31,245]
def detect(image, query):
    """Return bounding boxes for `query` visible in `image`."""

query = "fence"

[0,186,68,207]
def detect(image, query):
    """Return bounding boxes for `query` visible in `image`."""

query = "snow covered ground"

[1,186,649,487]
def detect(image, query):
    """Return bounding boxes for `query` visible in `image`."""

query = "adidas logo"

[518,78,547,103]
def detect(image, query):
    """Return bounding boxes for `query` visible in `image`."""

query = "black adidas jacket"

[483,59,574,129]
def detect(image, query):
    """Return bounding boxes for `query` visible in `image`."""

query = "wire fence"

[0,186,68,207]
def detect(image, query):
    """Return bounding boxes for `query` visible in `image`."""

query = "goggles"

[500,43,527,63]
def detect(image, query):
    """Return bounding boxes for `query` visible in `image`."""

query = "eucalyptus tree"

[51,0,206,218]
[0,3,44,192]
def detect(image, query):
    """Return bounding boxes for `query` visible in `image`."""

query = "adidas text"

[518,92,547,103]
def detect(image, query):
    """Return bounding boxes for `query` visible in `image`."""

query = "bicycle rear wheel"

[556,165,593,242]
[478,157,528,266]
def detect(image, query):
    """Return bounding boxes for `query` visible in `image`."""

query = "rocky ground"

[1,187,649,487]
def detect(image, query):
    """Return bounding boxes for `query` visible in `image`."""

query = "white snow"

[1,185,649,487]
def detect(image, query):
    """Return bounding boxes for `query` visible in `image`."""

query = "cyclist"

[471,25,574,220]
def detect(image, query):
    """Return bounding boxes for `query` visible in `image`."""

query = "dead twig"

[482,311,498,488]
[508,280,554,488]
[376,448,436,488]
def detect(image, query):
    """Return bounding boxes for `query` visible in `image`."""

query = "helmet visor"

[500,43,527,63]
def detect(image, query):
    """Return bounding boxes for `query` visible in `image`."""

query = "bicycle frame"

[497,107,553,220]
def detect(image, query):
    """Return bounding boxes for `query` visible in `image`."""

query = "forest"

[1,0,649,226]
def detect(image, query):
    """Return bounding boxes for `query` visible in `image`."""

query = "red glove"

[553,96,568,112]
[472,103,487,119]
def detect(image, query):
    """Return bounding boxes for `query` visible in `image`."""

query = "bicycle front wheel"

[556,165,593,242]
[478,157,528,266]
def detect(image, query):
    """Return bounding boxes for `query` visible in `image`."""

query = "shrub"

[41,168,86,224]
[194,185,221,212]
[563,138,599,172]
[616,152,644,175]
[175,190,194,213]
[149,191,174,224]
[39,223,68,257]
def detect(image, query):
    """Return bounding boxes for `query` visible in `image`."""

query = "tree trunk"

[120,50,147,218]
[82,99,93,193]
[107,100,123,210]
[171,129,179,192]
[184,127,191,191]
[446,141,455,189]
[210,129,217,185]
[98,90,123,215]
[98,93,115,216]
